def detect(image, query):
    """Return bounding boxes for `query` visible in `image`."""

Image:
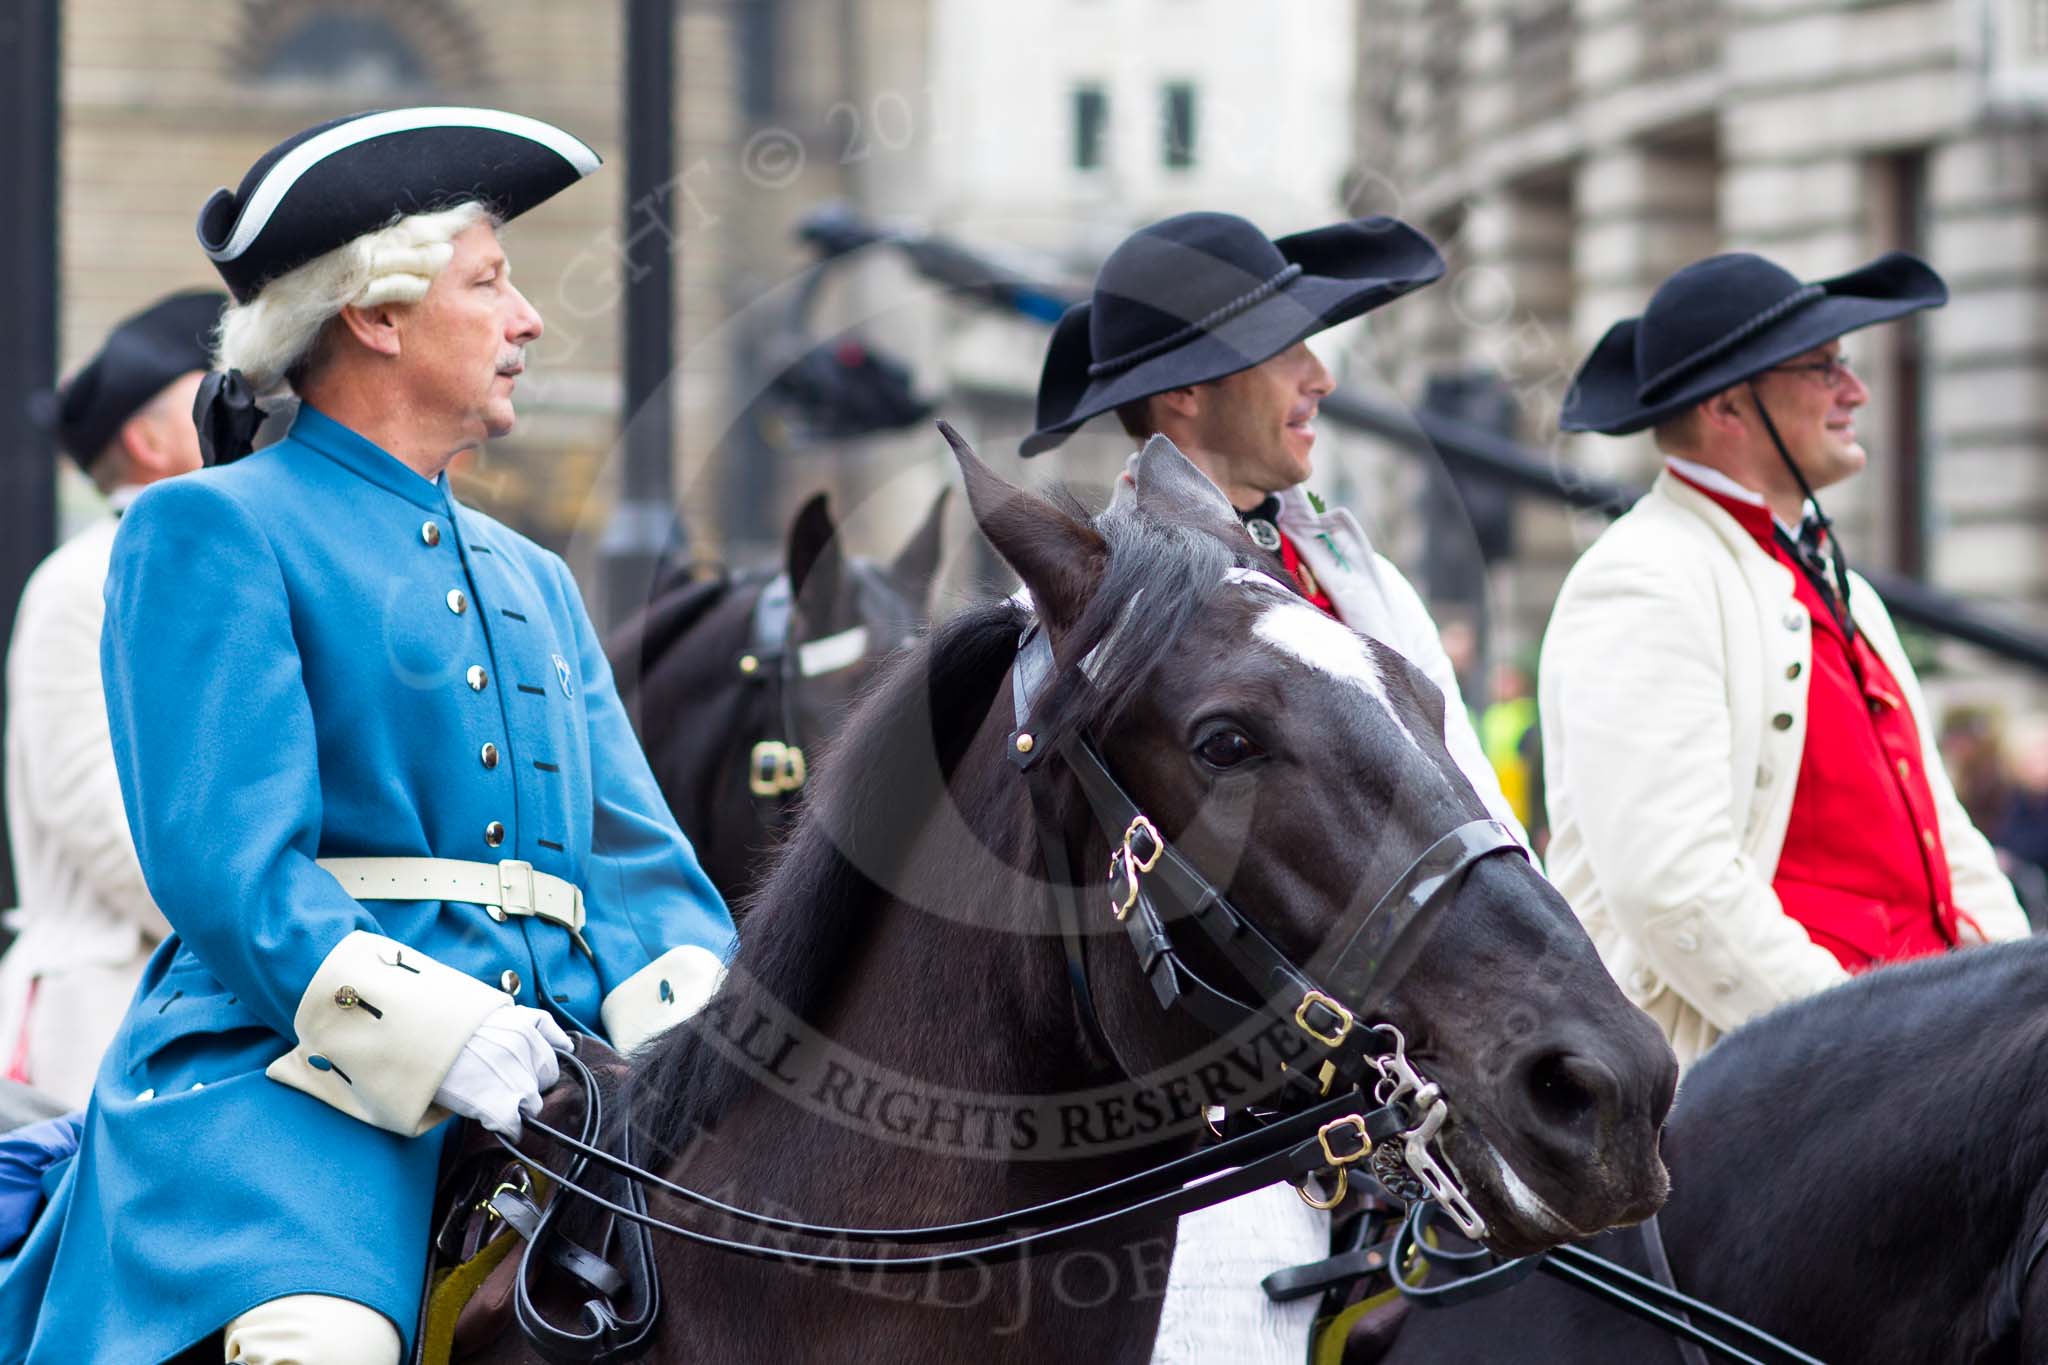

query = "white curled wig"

[213,200,493,391]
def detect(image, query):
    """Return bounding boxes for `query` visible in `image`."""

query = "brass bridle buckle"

[1294,989,1355,1047]
[1297,1113,1374,1211]
[1316,1113,1372,1168]
[748,740,808,797]
[1107,815,1163,921]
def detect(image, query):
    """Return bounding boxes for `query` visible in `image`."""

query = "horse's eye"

[1194,729,1262,771]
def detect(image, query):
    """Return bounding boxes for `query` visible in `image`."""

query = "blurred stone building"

[1353,0,2048,705]
[916,0,1363,553]
[63,1,683,580]
[57,0,942,603]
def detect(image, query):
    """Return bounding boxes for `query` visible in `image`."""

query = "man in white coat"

[1,290,222,1107]
[1542,250,2028,1070]
[1023,211,1527,1364]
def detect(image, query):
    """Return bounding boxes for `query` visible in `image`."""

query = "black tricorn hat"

[1021,212,1445,456]
[49,290,225,466]
[1560,250,1947,436]
[196,106,601,303]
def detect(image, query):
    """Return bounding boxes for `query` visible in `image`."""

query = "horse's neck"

[681,710,1146,1223]
[645,664,1181,1363]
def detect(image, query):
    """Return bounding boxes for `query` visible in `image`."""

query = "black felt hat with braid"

[1563,249,1949,642]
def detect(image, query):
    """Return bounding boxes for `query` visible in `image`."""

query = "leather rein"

[1383,1200,1829,1365]
[487,609,1524,1361]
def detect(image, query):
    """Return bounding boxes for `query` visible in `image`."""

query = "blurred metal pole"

[0,0,61,909]
[604,0,677,630]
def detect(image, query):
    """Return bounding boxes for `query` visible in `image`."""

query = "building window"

[1073,85,1109,170]
[1872,149,1931,577]
[1162,82,1197,170]
[233,0,488,94]
[738,0,780,121]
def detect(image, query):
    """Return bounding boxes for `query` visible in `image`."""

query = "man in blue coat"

[0,108,737,1364]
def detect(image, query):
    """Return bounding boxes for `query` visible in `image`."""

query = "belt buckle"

[496,859,537,919]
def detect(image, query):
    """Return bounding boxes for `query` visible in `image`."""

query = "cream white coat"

[1538,471,2026,1067]
[1,504,171,1107]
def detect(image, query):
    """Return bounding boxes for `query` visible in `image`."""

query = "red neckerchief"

[1275,527,1339,618]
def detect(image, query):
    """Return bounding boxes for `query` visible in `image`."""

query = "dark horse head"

[558,430,1673,1363]
[607,488,947,907]
[948,430,1676,1256]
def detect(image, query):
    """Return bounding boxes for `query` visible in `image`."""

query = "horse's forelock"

[1032,505,1249,750]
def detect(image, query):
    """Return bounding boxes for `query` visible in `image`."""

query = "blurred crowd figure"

[1939,707,2048,926]
[1440,619,1549,860]
[0,291,219,1108]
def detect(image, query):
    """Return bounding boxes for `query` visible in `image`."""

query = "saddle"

[415,1035,657,1364]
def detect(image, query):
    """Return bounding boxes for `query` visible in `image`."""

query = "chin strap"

[1746,382,1856,644]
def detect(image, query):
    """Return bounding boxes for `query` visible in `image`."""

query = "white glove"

[432,1004,570,1138]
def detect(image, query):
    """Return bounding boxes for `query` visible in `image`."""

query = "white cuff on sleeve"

[265,929,508,1136]
[600,944,725,1055]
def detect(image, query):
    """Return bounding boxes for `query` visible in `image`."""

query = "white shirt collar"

[1663,457,1809,538]
[106,484,146,514]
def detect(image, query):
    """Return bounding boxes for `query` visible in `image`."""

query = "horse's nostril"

[1524,1050,1610,1129]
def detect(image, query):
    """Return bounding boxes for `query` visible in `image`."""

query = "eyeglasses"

[1767,354,1857,391]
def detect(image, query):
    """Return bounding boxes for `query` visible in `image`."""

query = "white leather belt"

[318,857,590,952]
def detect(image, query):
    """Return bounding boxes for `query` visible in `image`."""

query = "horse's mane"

[626,487,1251,1151]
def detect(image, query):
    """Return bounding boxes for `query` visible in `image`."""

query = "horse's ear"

[938,421,1104,630]
[889,486,949,607]
[1130,433,1240,533]
[787,491,844,608]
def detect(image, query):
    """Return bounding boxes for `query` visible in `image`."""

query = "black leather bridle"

[488,605,1526,1361]
[1008,615,1524,1227]
[739,564,926,819]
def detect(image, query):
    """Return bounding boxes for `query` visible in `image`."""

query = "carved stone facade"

[1355,0,2048,709]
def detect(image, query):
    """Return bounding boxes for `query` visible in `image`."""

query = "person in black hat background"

[0,109,736,1365]
[0,290,220,1110]
[1539,251,2027,1069]
[1026,212,1530,1365]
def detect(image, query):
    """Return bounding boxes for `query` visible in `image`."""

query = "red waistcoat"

[1670,470,1960,969]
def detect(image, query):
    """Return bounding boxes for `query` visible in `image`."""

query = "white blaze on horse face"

[1251,600,1426,757]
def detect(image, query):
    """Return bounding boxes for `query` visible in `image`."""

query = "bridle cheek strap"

[1013,641,1523,1100]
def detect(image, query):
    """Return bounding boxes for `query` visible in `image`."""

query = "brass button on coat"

[467,665,488,692]
[1771,712,1794,731]
[484,821,506,848]
[1783,611,1804,631]
[334,986,360,1009]
[480,742,500,770]
[421,521,442,547]
[447,588,468,615]
[487,904,509,923]
[500,970,522,996]
[1785,662,1802,680]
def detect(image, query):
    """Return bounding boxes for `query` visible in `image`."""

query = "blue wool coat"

[0,405,735,1363]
